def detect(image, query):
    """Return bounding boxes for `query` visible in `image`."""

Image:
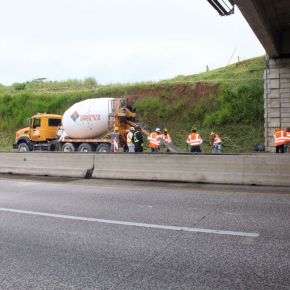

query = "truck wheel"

[62,142,76,152]
[96,143,111,153]
[78,143,93,153]
[17,143,30,152]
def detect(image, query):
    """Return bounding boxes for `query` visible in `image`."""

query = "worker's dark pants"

[151,148,159,153]
[276,144,285,153]
[190,145,201,153]
[135,146,143,152]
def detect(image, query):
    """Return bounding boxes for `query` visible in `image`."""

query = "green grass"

[0,56,266,152]
[170,56,265,84]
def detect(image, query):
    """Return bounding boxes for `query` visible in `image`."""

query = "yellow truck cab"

[13,113,62,152]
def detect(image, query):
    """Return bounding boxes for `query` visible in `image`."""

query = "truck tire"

[96,143,111,153]
[62,142,76,152]
[17,143,30,152]
[78,143,93,153]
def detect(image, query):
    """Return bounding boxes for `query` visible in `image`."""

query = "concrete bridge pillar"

[264,58,290,152]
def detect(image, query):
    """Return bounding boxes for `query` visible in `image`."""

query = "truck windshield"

[33,119,41,128]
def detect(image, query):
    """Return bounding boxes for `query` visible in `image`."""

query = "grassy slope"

[0,56,266,152]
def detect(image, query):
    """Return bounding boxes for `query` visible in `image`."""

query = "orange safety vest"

[285,132,290,143]
[274,131,286,146]
[148,132,161,149]
[213,134,222,145]
[187,133,203,146]
[162,133,172,143]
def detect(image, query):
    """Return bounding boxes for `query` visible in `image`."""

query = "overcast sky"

[0,0,265,85]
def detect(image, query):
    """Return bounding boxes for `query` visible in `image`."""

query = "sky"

[0,0,265,86]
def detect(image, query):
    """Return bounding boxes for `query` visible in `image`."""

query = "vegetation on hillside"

[0,56,266,152]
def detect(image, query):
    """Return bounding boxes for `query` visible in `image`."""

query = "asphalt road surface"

[0,175,289,290]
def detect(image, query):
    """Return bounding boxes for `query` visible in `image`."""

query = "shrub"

[13,83,26,90]
[84,77,97,87]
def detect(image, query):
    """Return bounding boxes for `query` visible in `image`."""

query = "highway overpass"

[208,0,290,152]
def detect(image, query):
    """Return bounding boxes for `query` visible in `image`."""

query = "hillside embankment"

[0,56,265,152]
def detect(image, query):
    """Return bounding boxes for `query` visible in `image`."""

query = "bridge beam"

[234,0,280,57]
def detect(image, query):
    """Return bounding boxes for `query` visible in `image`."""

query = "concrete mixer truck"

[13,97,138,153]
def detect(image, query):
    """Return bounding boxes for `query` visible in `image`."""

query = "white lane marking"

[0,208,259,238]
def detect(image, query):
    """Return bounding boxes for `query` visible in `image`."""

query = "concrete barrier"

[1,153,290,187]
[243,154,290,186]
[0,153,94,178]
[93,153,290,186]
[92,154,245,184]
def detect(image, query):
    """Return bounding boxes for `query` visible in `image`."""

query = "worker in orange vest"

[186,128,203,153]
[161,128,172,143]
[148,128,161,152]
[210,132,222,153]
[273,127,286,153]
[284,127,290,153]
[285,127,290,142]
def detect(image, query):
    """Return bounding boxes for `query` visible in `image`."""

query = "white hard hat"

[155,128,161,132]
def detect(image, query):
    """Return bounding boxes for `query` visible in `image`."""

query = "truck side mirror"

[27,118,32,128]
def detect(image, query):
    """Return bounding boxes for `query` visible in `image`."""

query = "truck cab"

[14,114,62,151]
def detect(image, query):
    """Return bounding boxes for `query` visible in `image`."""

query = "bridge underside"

[235,0,290,58]
[234,0,290,152]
